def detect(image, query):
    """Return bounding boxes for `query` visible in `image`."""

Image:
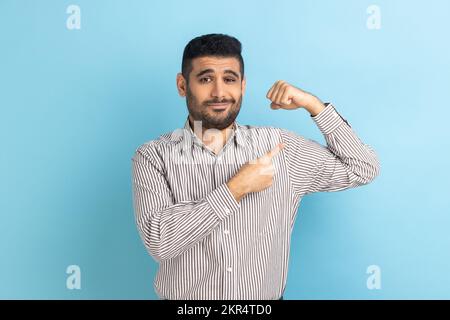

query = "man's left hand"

[266,80,325,116]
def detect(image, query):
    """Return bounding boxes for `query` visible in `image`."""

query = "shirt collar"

[181,117,246,152]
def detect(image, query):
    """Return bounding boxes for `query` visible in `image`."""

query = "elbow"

[144,242,166,263]
[363,157,381,184]
[142,237,170,263]
[145,238,177,263]
[149,249,165,263]
[136,219,178,262]
[135,212,172,262]
[137,226,167,262]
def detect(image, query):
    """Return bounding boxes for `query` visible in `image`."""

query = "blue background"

[1,0,449,299]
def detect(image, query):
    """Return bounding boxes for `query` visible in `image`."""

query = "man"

[131,34,380,300]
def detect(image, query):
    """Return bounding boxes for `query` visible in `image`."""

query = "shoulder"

[132,127,186,166]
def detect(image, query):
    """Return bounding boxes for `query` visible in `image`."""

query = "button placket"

[222,217,236,299]
[212,143,237,299]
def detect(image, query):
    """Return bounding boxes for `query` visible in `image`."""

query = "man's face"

[177,56,246,130]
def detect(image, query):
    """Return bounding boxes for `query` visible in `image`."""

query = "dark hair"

[181,33,244,82]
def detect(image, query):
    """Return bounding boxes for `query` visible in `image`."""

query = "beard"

[185,85,242,130]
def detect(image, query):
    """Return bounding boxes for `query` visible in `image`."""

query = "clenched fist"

[226,143,284,202]
[266,80,325,116]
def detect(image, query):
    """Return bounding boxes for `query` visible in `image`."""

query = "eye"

[199,77,212,83]
[225,78,236,83]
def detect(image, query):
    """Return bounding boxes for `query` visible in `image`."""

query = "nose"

[211,79,225,100]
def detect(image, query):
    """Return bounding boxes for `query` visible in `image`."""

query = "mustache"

[204,99,235,105]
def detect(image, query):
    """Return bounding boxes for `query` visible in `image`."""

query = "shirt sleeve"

[131,144,240,262]
[280,103,380,197]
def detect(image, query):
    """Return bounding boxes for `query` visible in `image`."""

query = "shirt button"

[226,267,232,272]
[224,230,230,235]
[224,208,230,214]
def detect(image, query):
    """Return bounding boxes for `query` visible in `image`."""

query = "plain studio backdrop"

[0,0,449,299]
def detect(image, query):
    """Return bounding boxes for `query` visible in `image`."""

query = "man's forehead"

[191,56,240,74]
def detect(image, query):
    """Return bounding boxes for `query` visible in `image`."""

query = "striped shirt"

[131,103,380,300]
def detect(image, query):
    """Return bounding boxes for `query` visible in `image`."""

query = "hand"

[226,143,284,202]
[266,80,325,115]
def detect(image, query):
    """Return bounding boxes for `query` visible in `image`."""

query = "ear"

[241,76,246,96]
[176,73,187,97]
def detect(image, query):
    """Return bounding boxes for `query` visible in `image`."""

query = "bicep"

[281,130,357,197]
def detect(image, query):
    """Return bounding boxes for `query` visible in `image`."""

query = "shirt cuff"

[311,102,349,135]
[206,183,241,220]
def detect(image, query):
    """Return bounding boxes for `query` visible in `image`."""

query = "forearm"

[134,181,239,262]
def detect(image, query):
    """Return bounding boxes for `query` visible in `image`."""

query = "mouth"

[207,102,231,111]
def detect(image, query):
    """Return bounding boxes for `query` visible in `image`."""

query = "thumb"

[270,102,281,110]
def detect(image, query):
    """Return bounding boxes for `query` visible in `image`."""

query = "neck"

[188,116,235,155]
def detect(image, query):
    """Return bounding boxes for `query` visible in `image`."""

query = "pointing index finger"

[266,143,285,159]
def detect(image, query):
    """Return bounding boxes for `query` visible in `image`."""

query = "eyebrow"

[195,69,240,79]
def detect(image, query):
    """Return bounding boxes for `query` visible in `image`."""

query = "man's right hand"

[226,143,285,202]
